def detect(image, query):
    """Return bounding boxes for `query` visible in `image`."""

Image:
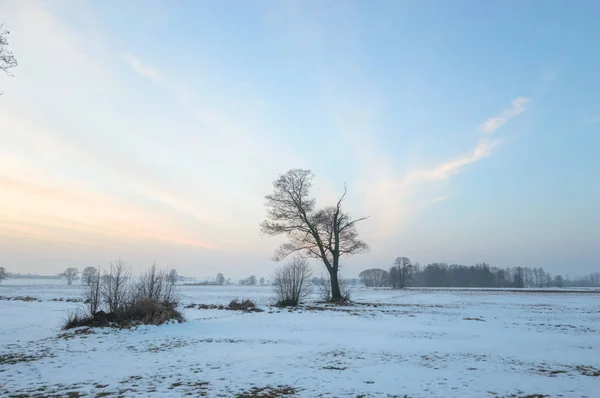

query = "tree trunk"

[329,268,342,301]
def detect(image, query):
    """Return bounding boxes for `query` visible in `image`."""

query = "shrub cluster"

[63,260,183,329]
[227,298,261,312]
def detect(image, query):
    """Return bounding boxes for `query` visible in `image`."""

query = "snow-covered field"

[1,280,599,397]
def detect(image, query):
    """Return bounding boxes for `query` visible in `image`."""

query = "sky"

[0,0,599,279]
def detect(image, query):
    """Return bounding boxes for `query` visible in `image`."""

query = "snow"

[1,280,599,397]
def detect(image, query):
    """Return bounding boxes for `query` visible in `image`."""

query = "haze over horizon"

[1,0,598,279]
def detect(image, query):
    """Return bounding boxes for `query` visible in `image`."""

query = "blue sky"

[0,0,598,278]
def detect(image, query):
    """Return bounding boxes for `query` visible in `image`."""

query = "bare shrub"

[0,267,6,284]
[102,259,130,314]
[163,269,179,306]
[272,258,313,306]
[134,264,179,307]
[82,267,102,316]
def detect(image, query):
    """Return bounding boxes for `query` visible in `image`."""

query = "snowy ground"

[1,280,599,397]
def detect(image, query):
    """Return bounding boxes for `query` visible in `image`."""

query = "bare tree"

[272,257,313,306]
[0,266,7,284]
[82,267,102,316]
[390,257,412,289]
[61,267,79,285]
[216,273,225,285]
[261,169,369,301]
[259,277,265,286]
[1,24,18,94]
[102,259,130,314]
[81,267,98,286]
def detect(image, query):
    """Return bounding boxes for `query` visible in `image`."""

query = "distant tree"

[239,276,257,285]
[167,269,178,284]
[554,275,564,288]
[272,257,313,306]
[359,268,389,287]
[81,267,98,286]
[61,267,79,285]
[0,266,6,284]
[216,273,225,285]
[390,257,412,289]
[259,277,265,286]
[261,169,369,301]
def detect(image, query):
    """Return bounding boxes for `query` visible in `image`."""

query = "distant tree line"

[359,259,600,288]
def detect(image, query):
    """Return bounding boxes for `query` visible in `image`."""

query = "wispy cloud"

[479,97,530,133]
[121,53,161,80]
[403,139,497,185]
[582,112,600,128]
[358,97,530,240]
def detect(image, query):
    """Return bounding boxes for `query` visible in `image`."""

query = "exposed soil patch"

[235,385,298,397]
[0,350,55,366]
[57,328,96,340]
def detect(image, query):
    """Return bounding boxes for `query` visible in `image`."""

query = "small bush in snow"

[227,298,258,311]
[272,258,313,306]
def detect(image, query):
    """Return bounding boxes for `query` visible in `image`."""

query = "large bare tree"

[261,169,369,301]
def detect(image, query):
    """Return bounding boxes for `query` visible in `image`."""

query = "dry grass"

[62,300,184,330]
[0,295,41,302]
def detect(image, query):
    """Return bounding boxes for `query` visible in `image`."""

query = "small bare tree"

[216,273,225,285]
[102,259,130,314]
[61,267,79,285]
[82,267,102,316]
[261,169,369,301]
[0,266,7,284]
[272,257,313,306]
[259,277,265,286]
